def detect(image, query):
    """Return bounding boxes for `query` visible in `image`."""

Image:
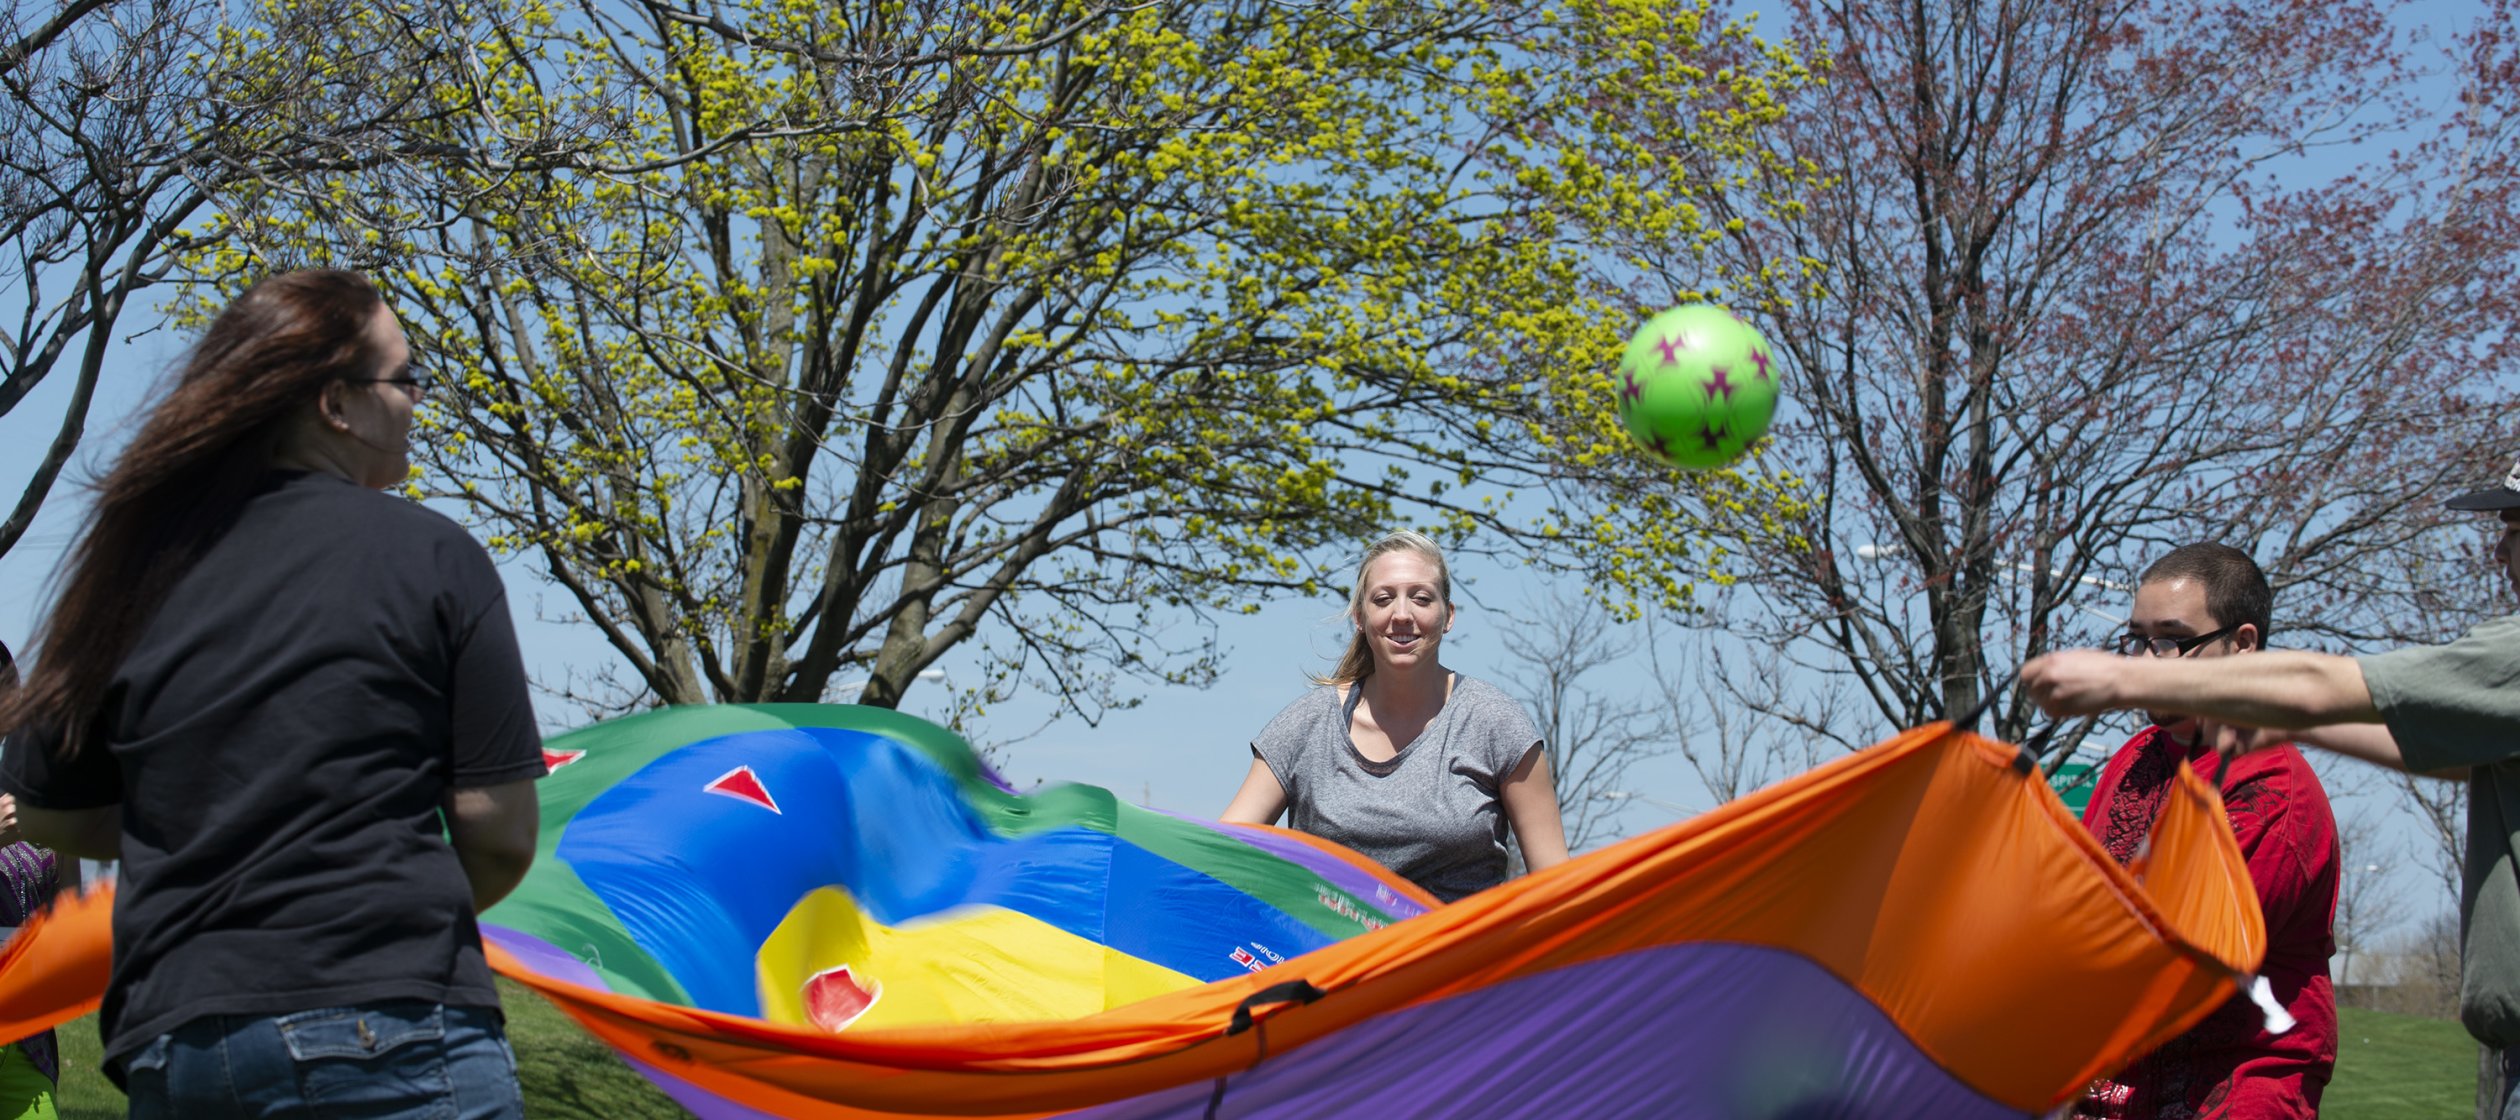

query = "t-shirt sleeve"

[1251,691,1317,796]
[440,539,546,788]
[2360,614,2520,772]
[1476,683,1546,781]
[0,720,123,811]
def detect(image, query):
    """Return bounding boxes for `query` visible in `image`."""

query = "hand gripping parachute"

[0,705,2265,1118]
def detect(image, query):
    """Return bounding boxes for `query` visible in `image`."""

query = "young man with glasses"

[2030,461,2520,1117]
[2069,543,2339,1119]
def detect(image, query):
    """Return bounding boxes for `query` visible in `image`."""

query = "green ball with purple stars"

[1614,304,1781,470]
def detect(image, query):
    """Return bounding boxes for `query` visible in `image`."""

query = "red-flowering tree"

[1558,0,2520,749]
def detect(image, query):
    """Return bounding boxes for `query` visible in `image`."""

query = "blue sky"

[0,0,2488,938]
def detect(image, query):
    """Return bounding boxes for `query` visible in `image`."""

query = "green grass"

[2328,1005,2484,1119]
[53,978,687,1119]
[36,989,2483,1118]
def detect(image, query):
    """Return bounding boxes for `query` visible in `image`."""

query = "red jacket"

[2075,725,2340,1119]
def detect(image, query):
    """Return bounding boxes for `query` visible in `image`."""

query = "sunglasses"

[356,365,437,397]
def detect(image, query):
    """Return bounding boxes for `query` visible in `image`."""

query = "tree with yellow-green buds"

[178,0,1813,720]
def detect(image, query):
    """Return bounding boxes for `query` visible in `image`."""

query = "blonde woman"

[1222,531,1569,901]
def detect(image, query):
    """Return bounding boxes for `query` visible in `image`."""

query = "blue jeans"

[122,1001,522,1120]
[2502,1047,2520,1120]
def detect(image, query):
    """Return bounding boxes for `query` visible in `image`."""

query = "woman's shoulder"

[265,475,505,598]
[270,472,478,543]
[1253,684,1341,748]
[1445,675,1541,737]
[1261,682,1342,724]
[1446,674,1524,713]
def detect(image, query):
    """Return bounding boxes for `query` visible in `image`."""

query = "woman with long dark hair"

[0,269,544,1118]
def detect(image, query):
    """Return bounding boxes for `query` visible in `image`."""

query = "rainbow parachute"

[0,705,2264,1118]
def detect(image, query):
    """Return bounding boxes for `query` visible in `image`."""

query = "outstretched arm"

[2024,649,2379,730]
[2292,723,2437,775]
[2224,722,2466,780]
[1501,746,1569,873]
[1219,757,1288,826]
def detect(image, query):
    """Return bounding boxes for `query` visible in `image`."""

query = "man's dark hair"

[2140,543,2273,646]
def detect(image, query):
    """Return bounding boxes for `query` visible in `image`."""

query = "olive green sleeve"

[2362,614,2520,772]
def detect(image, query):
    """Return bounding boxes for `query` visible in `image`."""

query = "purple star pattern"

[1749,348,1773,381]
[1621,368,1645,405]
[1698,423,1728,452]
[1656,334,1686,365]
[1703,365,1736,402]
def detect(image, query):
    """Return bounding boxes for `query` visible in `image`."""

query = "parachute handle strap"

[1207,979,1328,1118]
[1952,670,2037,775]
[1225,978,1324,1037]
[2010,745,2038,776]
[1954,671,2014,737]
[1951,671,2088,779]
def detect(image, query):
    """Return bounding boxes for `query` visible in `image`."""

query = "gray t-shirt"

[1252,674,1544,902]
[2360,614,2520,1047]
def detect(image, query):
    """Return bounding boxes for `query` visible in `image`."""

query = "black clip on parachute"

[1225,979,1325,1037]
[1208,979,1329,1118]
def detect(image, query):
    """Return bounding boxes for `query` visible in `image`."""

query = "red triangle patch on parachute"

[804,965,880,1031]
[703,765,781,814]
[541,748,586,772]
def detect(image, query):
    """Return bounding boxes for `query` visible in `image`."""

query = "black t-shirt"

[0,471,544,1065]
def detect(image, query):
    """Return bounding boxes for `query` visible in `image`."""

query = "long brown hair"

[0,269,388,757]
[1314,530,1454,686]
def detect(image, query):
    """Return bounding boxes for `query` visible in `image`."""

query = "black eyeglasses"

[2114,626,2235,658]
[358,367,436,397]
